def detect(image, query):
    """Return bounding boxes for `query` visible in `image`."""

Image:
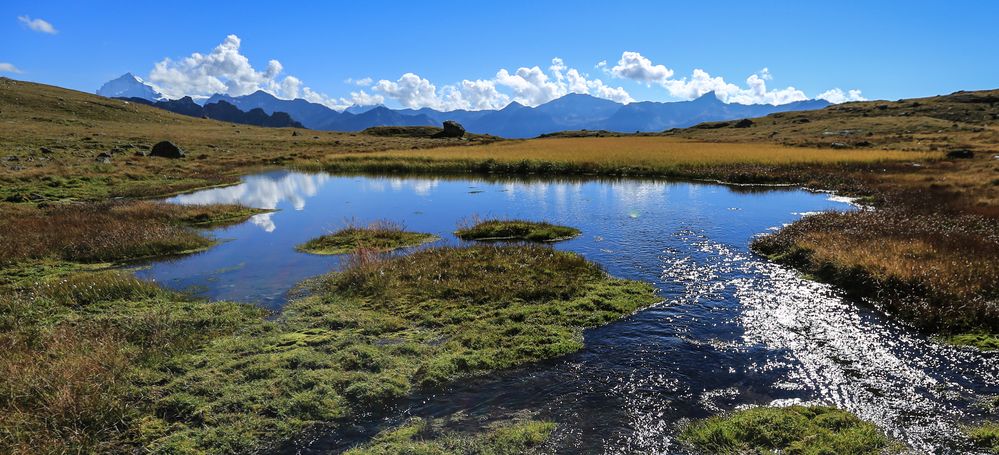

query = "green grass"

[297,221,438,255]
[1,246,656,453]
[679,405,898,454]
[344,416,555,454]
[455,219,580,242]
[939,332,999,351]
[967,422,999,453]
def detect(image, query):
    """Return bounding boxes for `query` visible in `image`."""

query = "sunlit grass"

[455,219,580,242]
[297,220,438,255]
[358,137,937,167]
[679,405,898,454]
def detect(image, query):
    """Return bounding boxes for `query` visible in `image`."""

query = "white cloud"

[608,51,859,106]
[816,88,867,104]
[610,51,673,85]
[343,77,373,86]
[145,34,360,110]
[0,63,22,73]
[18,15,57,34]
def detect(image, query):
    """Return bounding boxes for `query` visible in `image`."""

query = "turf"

[297,221,438,255]
[455,219,580,242]
[679,405,897,454]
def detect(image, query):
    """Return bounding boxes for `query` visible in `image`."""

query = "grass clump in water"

[345,415,555,454]
[679,405,897,454]
[967,422,999,453]
[455,219,580,242]
[297,220,438,255]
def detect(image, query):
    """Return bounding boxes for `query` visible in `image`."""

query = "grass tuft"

[455,219,580,242]
[344,415,555,454]
[967,422,999,453]
[297,220,438,255]
[679,405,897,454]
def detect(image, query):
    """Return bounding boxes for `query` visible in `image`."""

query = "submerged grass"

[344,415,555,454]
[297,220,438,255]
[679,405,897,454]
[455,219,580,242]
[0,245,656,453]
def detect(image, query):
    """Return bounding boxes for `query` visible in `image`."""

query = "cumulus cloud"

[816,88,867,103]
[18,15,57,34]
[0,63,22,73]
[145,34,371,109]
[610,51,673,84]
[372,57,632,110]
[608,51,860,105]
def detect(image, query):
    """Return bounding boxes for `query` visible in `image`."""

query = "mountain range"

[121,96,303,128]
[97,73,830,137]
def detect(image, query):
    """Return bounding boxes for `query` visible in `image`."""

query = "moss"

[455,219,580,242]
[344,416,555,454]
[297,222,438,255]
[938,332,999,351]
[679,405,899,454]
[967,422,999,453]
[142,245,657,452]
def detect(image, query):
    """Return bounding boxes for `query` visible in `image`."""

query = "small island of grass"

[297,221,438,255]
[455,219,580,242]
[967,422,999,453]
[679,405,898,454]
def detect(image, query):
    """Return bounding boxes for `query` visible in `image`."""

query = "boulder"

[946,149,974,159]
[39,146,52,154]
[95,152,112,164]
[433,120,465,138]
[831,142,849,149]
[149,141,185,158]
[733,118,754,128]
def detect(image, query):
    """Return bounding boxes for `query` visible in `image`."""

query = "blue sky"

[3,1,997,110]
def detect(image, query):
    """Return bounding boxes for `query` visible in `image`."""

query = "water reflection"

[138,171,997,453]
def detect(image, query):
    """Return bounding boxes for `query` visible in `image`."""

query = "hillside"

[0,78,494,202]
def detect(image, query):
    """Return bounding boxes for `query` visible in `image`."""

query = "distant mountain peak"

[97,73,162,101]
[693,91,722,103]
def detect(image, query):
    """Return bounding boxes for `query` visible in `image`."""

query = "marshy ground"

[2,78,999,453]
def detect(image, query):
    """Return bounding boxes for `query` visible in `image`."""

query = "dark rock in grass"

[831,142,849,149]
[150,141,185,159]
[292,130,299,136]
[95,152,112,163]
[946,149,974,159]
[854,140,872,147]
[134,149,149,157]
[433,120,465,138]
[39,146,52,154]
[733,118,754,128]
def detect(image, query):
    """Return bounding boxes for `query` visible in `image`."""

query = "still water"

[138,170,998,453]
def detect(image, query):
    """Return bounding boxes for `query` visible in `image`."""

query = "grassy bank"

[297,221,438,255]
[679,405,897,454]
[455,219,580,242]
[0,245,656,453]
[0,201,264,266]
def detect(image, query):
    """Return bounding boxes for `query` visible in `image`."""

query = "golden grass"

[361,137,937,167]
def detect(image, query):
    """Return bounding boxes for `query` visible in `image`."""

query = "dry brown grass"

[359,136,937,167]
[0,201,259,265]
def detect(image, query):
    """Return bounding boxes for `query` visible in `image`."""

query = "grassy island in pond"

[680,405,897,454]
[297,221,438,255]
[455,219,580,242]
